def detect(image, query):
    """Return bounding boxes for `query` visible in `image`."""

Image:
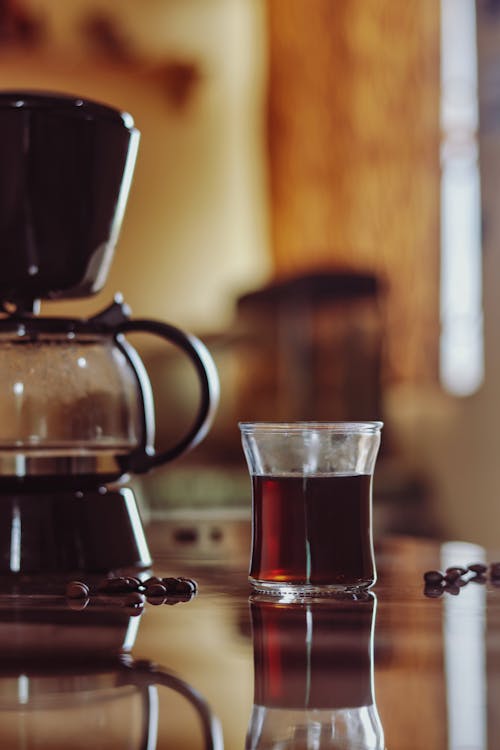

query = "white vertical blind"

[440,0,483,396]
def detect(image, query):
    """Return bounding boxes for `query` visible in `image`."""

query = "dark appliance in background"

[235,270,384,425]
[0,91,219,584]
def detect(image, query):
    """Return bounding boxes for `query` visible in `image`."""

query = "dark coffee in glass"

[251,473,374,590]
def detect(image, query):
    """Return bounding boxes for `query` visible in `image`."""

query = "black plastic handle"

[113,319,219,475]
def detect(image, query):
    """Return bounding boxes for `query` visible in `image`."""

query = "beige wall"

[0,0,271,334]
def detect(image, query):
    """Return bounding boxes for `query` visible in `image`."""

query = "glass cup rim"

[238,420,383,435]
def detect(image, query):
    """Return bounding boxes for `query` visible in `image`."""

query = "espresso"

[250,474,375,589]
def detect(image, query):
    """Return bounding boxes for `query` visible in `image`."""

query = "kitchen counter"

[0,517,497,749]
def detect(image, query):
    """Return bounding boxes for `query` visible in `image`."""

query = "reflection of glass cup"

[246,593,384,750]
[239,422,383,595]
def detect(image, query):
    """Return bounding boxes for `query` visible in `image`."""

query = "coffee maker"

[0,91,219,584]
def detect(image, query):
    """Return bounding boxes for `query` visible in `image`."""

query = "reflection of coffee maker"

[0,596,223,749]
[0,91,219,582]
[247,593,384,749]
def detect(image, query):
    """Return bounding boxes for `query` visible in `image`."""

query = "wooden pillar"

[266,0,441,383]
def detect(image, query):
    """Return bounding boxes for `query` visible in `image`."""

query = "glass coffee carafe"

[0,297,217,488]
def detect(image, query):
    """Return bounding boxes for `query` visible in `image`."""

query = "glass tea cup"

[239,422,383,596]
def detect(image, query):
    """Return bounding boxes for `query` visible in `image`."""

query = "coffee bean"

[470,574,487,584]
[161,577,180,593]
[445,567,467,582]
[147,595,166,606]
[124,592,145,615]
[178,577,198,593]
[175,592,195,603]
[142,576,162,589]
[490,563,500,579]
[125,592,145,606]
[125,577,142,590]
[173,579,196,595]
[128,578,142,591]
[424,570,444,584]
[66,581,90,599]
[424,584,444,598]
[468,563,487,575]
[146,582,167,597]
[444,583,460,596]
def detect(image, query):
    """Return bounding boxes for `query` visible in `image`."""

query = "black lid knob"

[0,90,140,312]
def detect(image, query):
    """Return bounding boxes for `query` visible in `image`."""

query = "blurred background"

[0,0,498,548]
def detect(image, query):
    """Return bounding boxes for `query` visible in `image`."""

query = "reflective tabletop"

[0,518,498,749]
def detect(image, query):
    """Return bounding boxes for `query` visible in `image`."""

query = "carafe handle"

[121,659,223,750]
[113,319,219,474]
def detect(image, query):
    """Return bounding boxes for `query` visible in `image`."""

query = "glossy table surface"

[0,516,499,749]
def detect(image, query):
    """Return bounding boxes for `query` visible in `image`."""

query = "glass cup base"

[249,577,375,598]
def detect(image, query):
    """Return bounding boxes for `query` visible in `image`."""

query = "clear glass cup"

[239,422,383,595]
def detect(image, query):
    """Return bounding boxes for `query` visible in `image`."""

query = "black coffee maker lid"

[0,89,140,313]
[0,90,135,129]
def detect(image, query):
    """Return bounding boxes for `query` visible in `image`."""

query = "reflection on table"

[247,592,384,749]
[0,523,498,748]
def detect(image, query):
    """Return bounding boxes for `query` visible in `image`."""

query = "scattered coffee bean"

[445,566,467,583]
[470,574,487,584]
[124,577,143,592]
[161,577,180,593]
[177,577,198,593]
[146,582,167,598]
[64,573,197,610]
[124,592,145,615]
[424,570,444,584]
[164,597,182,606]
[142,576,163,589]
[66,581,90,599]
[424,584,444,598]
[468,563,487,575]
[175,592,196,603]
[173,579,196,595]
[421,559,500,598]
[147,594,166,606]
